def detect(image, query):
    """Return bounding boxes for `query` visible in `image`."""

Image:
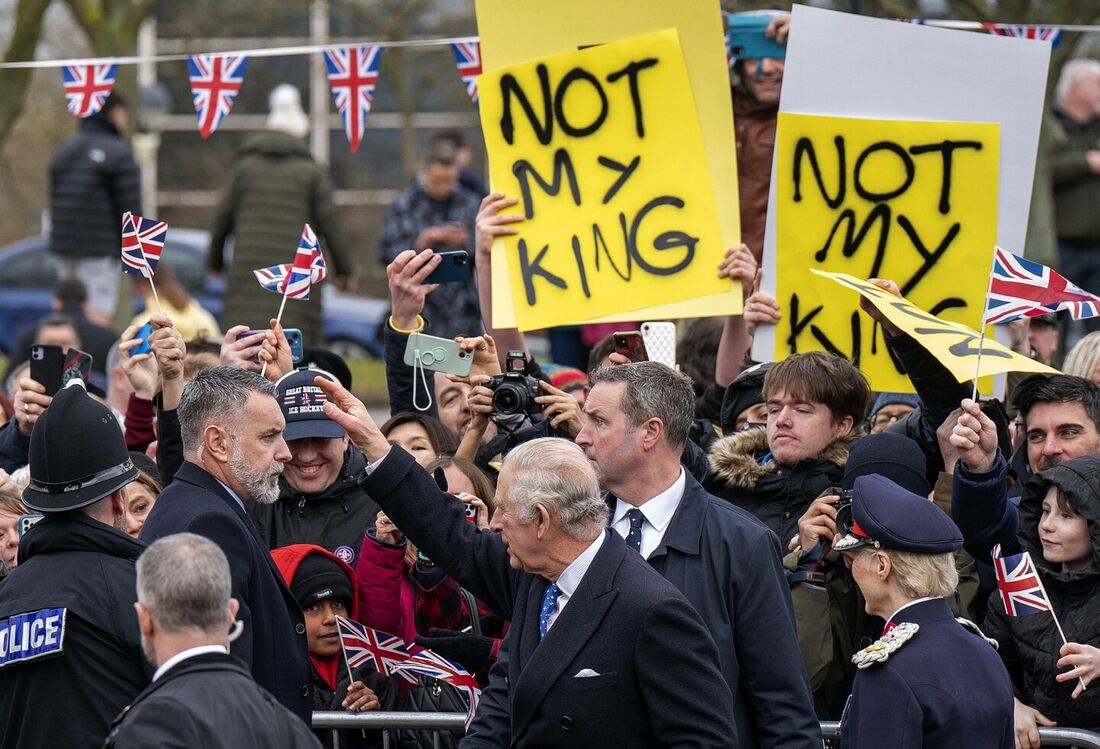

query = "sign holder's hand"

[744,270,781,337]
[475,193,524,263]
[315,376,391,462]
[857,278,904,338]
[717,243,757,298]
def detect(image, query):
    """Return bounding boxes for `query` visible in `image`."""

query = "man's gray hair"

[589,362,695,447]
[178,366,276,453]
[1056,58,1100,105]
[137,533,231,634]
[503,438,608,541]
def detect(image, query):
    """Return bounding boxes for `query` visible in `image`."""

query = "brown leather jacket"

[734,88,778,263]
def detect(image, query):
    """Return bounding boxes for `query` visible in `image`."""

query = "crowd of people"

[0,9,1099,749]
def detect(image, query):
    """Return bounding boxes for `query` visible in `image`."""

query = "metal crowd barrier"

[819,720,1100,747]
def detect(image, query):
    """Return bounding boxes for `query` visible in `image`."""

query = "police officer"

[0,381,149,748]
[835,474,1014,749]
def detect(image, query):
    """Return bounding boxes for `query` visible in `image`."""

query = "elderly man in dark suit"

[140,367,312,722]
[105,532,320,748]
[317,374,735,748]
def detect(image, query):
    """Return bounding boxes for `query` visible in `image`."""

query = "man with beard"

[105,533,319,748]
[141,367,312,722]
[0,381,148,748]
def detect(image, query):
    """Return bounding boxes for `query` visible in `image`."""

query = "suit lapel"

[510,533,623,740]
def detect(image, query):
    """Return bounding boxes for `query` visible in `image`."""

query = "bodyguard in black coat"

[105,652,320,749]
[0,382,149,749]
[139,368,312,722]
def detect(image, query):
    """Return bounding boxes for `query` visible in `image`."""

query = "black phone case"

[424,252,471,284]
[30,345,65,396]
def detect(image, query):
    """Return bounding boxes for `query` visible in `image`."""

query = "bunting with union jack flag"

[63,64,118,118]
[120,212,168,278]
[335,617,417,684]
[992,544,1052,617]
[981,23,1063,47]
[188,53,249,139]
[984,246,1100,324]
[253,224,327,300]
[390,646,482,729]
[450,42,482,105]
[324,46,383,153]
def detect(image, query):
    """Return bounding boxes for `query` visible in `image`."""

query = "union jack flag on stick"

[993,544,1085,691]
[254,225,327,376]
[63,64,117,118]
[188,54,249,139]
[984,246,1100,325]
[324,46,383,153]
[450,42,482,105]
[121,212,168,313]
[390,647,482,729]
[335,617,417,684]
[981,23,1063,47]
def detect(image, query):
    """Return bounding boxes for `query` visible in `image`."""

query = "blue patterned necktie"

[626,508,645,554]
[539,582,561,640]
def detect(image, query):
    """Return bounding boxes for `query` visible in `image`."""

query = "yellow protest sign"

[773,113,1000,392]
[476,0,741,329]
[479,29,731,331]
[813,271,1058,382]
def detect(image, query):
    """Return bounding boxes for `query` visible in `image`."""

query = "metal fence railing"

[819,720,1100,748]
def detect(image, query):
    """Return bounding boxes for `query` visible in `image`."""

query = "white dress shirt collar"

[153,644,229,682]
[543,531,606,634]
[610,468,686,558]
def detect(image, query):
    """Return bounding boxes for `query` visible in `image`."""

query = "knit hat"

[289,552,353,610]
[842,432,930,497]
[868,392,920,421]
[549,366,588,393]
[266,84,309,139]
[720,362,774,433]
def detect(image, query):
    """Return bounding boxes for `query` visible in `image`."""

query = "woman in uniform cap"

[835,473,1014,748]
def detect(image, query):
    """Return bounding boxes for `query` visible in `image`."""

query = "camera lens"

[492,382,525,415]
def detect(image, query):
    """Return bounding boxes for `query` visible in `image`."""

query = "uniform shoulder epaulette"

[956,617,999,650]
[851,622,919,670]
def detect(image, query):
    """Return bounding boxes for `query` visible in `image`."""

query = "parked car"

[0,230,386,358]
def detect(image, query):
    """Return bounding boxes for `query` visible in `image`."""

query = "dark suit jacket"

[139,462,312,722]
[103,652,320,748]
[361,447,736,748]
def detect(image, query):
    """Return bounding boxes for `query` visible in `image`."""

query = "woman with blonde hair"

[1063,331,1100,385]
[0,486,30,577]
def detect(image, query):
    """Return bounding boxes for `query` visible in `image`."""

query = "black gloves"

[414,628,495,673]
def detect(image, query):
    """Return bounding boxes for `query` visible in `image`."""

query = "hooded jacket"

[706,426,855,547]
[208,130,348,342]
[271,544,399,749]
[980,454,1100,730]
[251,449,379,568]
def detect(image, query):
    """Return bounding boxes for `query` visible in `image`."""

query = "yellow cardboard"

[476,0,741,329]
[813,271,1058,382]
[479,29,730,331]
[773,113,1001,392]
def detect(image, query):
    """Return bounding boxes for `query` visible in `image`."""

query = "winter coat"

[733,86,778,262]
[706,425,854,548]
[375,181,482,339]
[0,513,150,748]
[251,449,379,568]
[49,116,141,259]
[208,131,350,342]
[1051,109,1100,243]
[975,454,1100,730]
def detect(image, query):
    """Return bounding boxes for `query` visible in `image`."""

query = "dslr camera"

[486,350,541,418]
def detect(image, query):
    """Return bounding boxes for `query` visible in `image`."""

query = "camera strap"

[411,347,433,412]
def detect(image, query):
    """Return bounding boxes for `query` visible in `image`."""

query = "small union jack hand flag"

[335,617,417,684]
[188,53,249,139]
[63,64,118,118]
[985,246,1100,324]
[391,647,482,729]
[981,23,1063,48]
[121,212,169,278]
[993,544,1052,617]
[253,224,327,300]
[450,42,482,105]
[324,46,383,153]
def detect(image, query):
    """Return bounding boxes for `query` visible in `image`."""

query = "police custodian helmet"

[22,381,138,512]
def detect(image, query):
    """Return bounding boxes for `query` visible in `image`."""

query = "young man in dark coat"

[251,368,379,567]
[0,381,148,749]
[49,92,142,320]
[139,367,313,722]
[314,376,737,749]
[105,533,319,748]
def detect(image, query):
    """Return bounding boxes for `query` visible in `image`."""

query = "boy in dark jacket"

[273,544,399,749]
